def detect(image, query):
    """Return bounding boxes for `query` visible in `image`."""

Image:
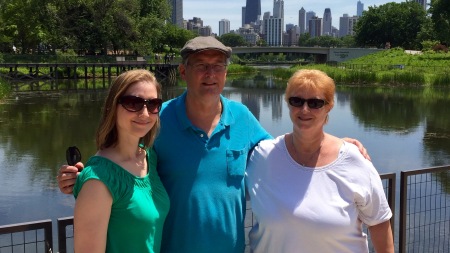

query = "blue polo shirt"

[154,91,272,253]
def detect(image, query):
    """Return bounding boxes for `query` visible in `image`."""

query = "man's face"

[180,50,228,99]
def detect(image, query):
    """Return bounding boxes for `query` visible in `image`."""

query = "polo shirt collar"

[175,91,235,130]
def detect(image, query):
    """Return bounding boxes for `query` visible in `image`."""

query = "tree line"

[0,0,448,56]
[0,0,195,56]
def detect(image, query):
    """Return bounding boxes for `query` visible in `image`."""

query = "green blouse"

[73,148,170,253]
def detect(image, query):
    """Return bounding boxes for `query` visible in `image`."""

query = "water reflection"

[0,76,449,227]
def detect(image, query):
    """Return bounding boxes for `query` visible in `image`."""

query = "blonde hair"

[96,69,161,150]
[284,69,335,108]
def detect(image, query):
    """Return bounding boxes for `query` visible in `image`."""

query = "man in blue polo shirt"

[154,36,271,252]
[58,36,368,253]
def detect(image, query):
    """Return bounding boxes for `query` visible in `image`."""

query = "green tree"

[429,0,450,44]
[55,1,102,54]
[354,1,427,49]
[0,0,171,55]
[0,0,47,54]
[416,16,438,46]
[298,33,311,46]
[219,33,248,47]
[160,24,196,49]
[340,35,356,48]
[314,35,342,47]
[39,2,67,53]
[256,38,266,46]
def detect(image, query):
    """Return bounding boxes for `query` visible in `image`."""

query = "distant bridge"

[231,46,383,63]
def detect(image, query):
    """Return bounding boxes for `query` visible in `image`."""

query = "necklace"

[291,134,325,167]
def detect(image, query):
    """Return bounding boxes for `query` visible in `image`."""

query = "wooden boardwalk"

[0,62,179,84]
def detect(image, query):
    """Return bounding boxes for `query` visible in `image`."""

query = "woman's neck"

[290,131,327,167]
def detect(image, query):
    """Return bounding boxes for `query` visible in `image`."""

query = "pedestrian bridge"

[231,46,383,63]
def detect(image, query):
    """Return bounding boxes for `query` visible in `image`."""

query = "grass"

[272,48,450,86]
[227,64,258,74]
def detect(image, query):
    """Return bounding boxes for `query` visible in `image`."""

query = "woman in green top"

[72,69,170,253]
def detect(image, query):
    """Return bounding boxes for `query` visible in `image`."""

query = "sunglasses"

[288,97,328,109]
[118,96,162,114]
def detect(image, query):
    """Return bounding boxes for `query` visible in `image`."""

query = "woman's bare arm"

[369,220,394,253]
[74,180,112,253]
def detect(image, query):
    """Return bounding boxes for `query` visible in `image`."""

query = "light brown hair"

[96,69,161,150]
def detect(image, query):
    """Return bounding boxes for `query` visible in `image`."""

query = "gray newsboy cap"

[180,36,232,60]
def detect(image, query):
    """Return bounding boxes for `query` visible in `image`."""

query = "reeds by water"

[272,64,449,86]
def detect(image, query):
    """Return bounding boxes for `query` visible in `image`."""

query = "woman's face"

[287,86,332,132]
[116,80,159,140]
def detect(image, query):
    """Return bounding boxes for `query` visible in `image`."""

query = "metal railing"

[399,165,450,253]
[57,217,74,253]
[0,219,53,253]
[1,167,449,253]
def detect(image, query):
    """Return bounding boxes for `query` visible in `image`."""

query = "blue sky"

[184,0,405,34]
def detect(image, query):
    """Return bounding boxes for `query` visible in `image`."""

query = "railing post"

[385,173,396,234]
[399,171,408,253]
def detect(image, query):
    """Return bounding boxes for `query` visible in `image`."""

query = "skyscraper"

[273,0,284,33]
[169,0,183,27]
[309,16,322,38]
[339,14,359,37]
[244,0,261,25]
[299,7,306,34]
[264,16,283,46]
[357,1,364,17]
[242,7,246,27]
[273,0,284,19]
[305,11,316,32]
[339,14,349,38]
[323,8,332,35]
[219,19,230,36]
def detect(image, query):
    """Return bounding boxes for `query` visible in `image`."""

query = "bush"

[421,40,440,51]
[56,49,79,62]
[432,44,448,53]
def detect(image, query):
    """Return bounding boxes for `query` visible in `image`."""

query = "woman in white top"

[246,69,394,253]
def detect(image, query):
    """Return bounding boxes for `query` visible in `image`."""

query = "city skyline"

[183,0,405,34]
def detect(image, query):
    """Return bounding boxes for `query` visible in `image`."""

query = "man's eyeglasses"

[189,63,227,73]
[118,96,162,114]
[288,97,328,109]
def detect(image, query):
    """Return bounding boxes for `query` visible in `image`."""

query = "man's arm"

[57,162,84,194]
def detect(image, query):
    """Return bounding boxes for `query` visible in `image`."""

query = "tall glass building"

[323,8,332,35]
[357,1,364,17]
[244,0,261,25]
[219,19,230,36]
[169,0,183,27]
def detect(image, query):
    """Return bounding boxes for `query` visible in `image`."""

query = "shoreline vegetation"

[230,48,450,87]
[1,48,449,99]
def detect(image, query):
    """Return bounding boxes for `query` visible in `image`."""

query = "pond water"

[0,72,449,246]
